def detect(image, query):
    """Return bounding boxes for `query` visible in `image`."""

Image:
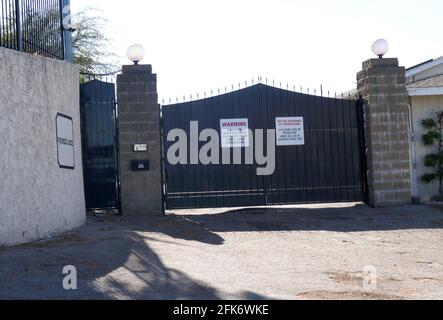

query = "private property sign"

[275,117,305,146]
[220,118,250,148]
[56,114,75,169]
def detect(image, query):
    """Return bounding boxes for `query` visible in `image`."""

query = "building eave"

[407,87,443,96]
[406,57,443,78]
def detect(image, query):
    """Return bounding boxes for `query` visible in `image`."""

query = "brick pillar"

[117,65,163,216]
[357,58,412,207]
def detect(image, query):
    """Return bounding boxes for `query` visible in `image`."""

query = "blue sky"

[72,0,443,101]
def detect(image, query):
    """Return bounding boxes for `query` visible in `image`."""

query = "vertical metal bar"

[25,0,30,52]
[319,93,328,202]
[252,84,263,205]
[341,98,351,201]
[244,85,255,206]
[227,87,234,208]
[291,90,300,204]
[0,0,4,47]
[58,0,65,59]
[216,93,225,208]
[325,97,335,201]
[346,97,358,201]
[7,0,12,49]
[356,97,369,203]
[197,98,205,209]
[276,85,285,204]
[31,0,36,53]
[20,0,25,52]
[306,92,314,202]
[281,85,291,204]
[36,0,41,55]
[313,93,322,202]
[159,102,166,213]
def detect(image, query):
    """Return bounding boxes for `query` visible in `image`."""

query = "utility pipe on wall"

[407,102,419,200]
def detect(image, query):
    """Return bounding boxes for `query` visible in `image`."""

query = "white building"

[407,57,443,201]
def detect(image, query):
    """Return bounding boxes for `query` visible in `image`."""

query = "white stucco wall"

[0,47,86,246]
[410,95,443,199]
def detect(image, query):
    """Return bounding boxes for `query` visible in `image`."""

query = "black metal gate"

[80,79,119,210]
[161,84,367,210]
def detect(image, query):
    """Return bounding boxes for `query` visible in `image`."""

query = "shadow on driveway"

[0,214,267,300]
[0,203,441,300]
[172,203,443,233]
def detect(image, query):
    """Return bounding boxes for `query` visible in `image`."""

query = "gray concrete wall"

[116,64,163,216]
[0,47,86,246]
[357,58,412,207]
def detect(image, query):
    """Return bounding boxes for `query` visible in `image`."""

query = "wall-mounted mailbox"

[131,160,150,171]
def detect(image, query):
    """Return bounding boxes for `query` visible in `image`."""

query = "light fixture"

[126,44,145,65]
[62,22,79,32]
[371,39,389,58]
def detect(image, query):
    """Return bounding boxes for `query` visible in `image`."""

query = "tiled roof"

[408,74,443,88]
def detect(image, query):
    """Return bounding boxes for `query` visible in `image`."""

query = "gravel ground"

[0,203,442,300]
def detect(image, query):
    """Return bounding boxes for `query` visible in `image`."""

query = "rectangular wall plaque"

[56,113,75,169]
[133,144,148,152]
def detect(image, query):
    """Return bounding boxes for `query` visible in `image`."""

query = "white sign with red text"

[220,118,250,148]
[276,117,305,146]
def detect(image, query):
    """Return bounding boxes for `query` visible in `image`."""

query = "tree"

[421,111,443,200]
[72,7,118,75]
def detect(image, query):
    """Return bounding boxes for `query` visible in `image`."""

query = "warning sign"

[276,117,305,146]
[220,118,250,148]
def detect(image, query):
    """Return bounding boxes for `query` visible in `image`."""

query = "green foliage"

[421,111,443,198]
[72,7,118,74]
[424,154,439,167]
[422,173,437,184]
[422,118,437,129]
[423,131,441,145]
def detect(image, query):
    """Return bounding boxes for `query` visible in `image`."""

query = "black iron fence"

[80,75,120,210]
[0,0,64,59]
[162,83,367,209]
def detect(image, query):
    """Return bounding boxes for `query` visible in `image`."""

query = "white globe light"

[126,44,145,64]
[371,39,389,58]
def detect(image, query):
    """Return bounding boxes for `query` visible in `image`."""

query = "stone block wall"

[116,65,163,216]
[357,58,412,207]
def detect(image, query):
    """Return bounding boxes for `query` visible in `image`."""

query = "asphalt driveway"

[0,203,442,300]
